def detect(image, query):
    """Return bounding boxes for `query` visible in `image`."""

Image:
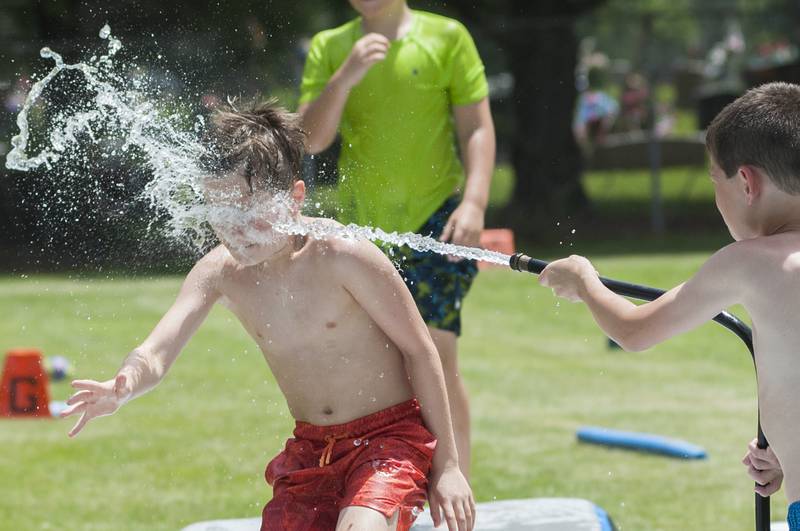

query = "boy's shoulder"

[739,231,800,264]
[705,233,800,279]
[413,9,469,34]
[305,217,377,255]
[303,217,394,274]
[412,10,474,49]
[194,245,240,278]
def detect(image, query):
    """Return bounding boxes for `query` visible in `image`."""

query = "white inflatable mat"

[181,497,613,531]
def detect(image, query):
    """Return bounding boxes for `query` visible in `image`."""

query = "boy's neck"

[754,196,800,238]
[361,2,413,39]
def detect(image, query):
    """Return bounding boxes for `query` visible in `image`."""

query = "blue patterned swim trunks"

[385,197,478,336]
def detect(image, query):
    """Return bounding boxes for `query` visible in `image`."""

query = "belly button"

[326,321,337,329]
[323,407,333,415]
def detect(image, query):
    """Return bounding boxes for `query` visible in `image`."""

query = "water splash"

[4,26,510,267]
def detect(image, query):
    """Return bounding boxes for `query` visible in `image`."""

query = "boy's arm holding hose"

[539,245,748,351]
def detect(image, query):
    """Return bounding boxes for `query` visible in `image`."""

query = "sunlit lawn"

[0,250,785,530]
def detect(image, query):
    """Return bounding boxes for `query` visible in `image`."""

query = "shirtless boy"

[539,82,800,530]
[60,101,474,531]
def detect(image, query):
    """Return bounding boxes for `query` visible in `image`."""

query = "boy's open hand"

[539,255,598,302]
[339,33,390,89]
[60,374,132,437]
[428,466,475,531]
[742,438,783,497]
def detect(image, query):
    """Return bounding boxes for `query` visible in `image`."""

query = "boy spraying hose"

[540,83,800,531]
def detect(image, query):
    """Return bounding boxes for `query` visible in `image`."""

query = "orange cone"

[479,229,516,270]
[0,349,51,418]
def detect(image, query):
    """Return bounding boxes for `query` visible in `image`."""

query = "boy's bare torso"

[738,233,800,502]
[211,236,414,426]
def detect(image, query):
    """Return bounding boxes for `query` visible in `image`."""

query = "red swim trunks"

[261,399,436,531]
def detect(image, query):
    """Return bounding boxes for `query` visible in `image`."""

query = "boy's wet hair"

[203,99,306,192]
[706,82,800,194]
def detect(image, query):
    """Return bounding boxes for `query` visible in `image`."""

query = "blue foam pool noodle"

[577,426,707,459]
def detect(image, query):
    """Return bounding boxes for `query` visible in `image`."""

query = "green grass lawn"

[0,253,785,530]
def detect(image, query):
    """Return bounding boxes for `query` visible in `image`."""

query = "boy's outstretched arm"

[334,240,474,531]
[539,246,746,351]
[60,254,222,437]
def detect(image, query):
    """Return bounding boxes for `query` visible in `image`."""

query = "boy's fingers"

[71,380,105,392]
[748,465,778,485]
[429,493,441,527]
[469,497,476,529]
[749,469,768,484]
[464,499,474,530]
[750,455,774,469]
[113,374,128,397]
[364,51,387,65]
[59,401,87,418]
[443,504,458,531]
[66,390,93,405]
[456,500,472,531]
[453,502,467,531]
[755,482,779,497]
[365,40,389,51]
[363,32,390,44]
[439,221,455,243]
[364,44,388,57]
[748,443,767,458]
[365,55,387,66]
[68,411,90,438]
[451,225,468,247]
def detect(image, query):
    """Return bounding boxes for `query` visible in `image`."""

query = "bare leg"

[429,326,470,479]
[335,505,399,531]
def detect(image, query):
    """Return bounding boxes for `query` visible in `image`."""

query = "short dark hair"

[204,99,306,192]
[706,82,800,194]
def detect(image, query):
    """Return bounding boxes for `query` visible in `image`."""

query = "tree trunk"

[450,0,605,237]
[504,13,588,235]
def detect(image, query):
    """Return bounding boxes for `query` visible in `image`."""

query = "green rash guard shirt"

[299,10,488,233]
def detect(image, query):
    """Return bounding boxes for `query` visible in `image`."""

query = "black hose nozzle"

[509,253,547,275]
